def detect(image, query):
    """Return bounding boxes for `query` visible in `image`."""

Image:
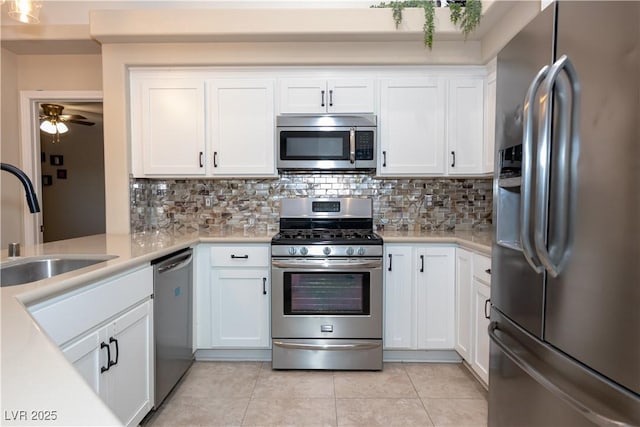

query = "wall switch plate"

[424,195,433,208]
[204,196,212,207]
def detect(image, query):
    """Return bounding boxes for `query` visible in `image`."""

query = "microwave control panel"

[355,131,375,160]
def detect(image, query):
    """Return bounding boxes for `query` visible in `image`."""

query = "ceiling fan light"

[8,0,42,24]
[56,122,69,134]
[40,120,57,134]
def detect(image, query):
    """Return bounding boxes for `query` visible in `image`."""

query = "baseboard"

[383,349,462,363]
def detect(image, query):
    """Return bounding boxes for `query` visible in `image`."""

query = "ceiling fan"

[39,103,95,143]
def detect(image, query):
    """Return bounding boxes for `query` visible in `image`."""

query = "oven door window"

[280,131,349,161]
[283,271,370,315]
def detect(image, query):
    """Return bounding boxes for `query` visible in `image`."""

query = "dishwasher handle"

[156,251,193,274]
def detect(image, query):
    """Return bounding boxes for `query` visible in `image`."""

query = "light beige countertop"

[0,229,490,426]
[377,229,492,256]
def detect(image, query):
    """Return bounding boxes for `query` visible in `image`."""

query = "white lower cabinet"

[454,249,492,385]
[30,266,154,427]
[196,244,271,349]
[472,277,491,384]
[454,248,472,360]
[62,300,153,427]
[384,244,455,350]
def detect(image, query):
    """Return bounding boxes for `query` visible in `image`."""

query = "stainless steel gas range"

[271,197,383,370]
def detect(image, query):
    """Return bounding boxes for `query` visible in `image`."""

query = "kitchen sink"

[0,255,118,287]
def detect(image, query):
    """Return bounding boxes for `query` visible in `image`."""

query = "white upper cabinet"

[484,69,497,174]
[378,78,446,175]
[279,78,375,114]
[208,79,275,176]
[447,77,485,175]
[131,75,206,177]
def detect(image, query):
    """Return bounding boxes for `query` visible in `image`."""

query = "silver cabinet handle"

[521,65,549,274]
[488,322,630,427]
[273,341,381,351]
[349,127,356,164]
[535,55,580,278]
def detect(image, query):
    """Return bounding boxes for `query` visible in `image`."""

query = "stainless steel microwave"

[276,114,377,172]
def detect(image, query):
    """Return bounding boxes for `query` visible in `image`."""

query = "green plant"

[372,0,482,49]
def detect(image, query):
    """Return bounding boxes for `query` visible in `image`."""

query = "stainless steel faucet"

[1,162,40,213]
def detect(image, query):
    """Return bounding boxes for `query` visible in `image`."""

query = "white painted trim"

[19,90,103,246]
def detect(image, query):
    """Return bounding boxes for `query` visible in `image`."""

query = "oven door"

[271,258,382,339]
[277,127,376,171]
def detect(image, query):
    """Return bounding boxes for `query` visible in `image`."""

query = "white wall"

[1,48,23,249]
[0,53,102,247]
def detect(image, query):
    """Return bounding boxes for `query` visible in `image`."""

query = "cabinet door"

[278,78,327,114]
[454,248,473,362]
[209,79,276,176]
[484,71,497,173]
[416,246,455,349]
[107,300,153,427]
[327,79,375,113]
[383,246,415,349]
[210,268,270,348]
[379,78,446,175]
[134,78,206,176]
[472,279,491,384]
[447,78,484,175]
[61,329,108,400]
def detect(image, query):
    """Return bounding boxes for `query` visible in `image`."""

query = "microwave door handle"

[349,127,356,164]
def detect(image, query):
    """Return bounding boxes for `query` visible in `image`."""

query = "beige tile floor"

[143,361,488,427]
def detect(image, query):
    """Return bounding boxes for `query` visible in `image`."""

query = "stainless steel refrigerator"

[489,1,640,425]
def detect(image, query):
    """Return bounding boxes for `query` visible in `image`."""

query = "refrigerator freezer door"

[489,310,640,426]
[543,1,640,397]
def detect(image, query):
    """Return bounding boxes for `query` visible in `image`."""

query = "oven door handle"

[271,260,382,269]
[273,341,381,351]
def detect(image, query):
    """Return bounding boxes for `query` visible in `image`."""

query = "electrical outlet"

[204,196,212,208]
[423,195,433,208]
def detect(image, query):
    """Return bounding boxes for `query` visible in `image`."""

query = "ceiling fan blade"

[67,119,95,126]
[59,114,88,120]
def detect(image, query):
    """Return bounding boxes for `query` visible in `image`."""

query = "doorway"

[38,102,105,242]
[19,91,105,244]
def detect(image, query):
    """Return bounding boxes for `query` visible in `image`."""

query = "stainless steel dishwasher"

[152,248,194,408]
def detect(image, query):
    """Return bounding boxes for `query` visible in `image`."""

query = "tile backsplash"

[130,174,493,234]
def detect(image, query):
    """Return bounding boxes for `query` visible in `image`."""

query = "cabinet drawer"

[210,245,269,267]
[472,253,492,285]
[29,266,153,346]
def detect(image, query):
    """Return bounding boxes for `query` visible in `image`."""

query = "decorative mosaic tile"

[130,174,493,233]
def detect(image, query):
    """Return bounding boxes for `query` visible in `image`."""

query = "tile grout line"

[239,361,264,426]
[402,362,437,427]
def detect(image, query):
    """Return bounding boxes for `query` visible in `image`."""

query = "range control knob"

[357,247,366,256]
[346,247,355,256]
[288,247,297,256]
[299,247,309,256]
[323,247,332,256]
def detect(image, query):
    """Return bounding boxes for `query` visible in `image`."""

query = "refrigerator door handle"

[488,322,630,427]
[534,55,580,278]
[520,65,549,273]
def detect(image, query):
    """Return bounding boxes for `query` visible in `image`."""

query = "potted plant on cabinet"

[371,0,483,49]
